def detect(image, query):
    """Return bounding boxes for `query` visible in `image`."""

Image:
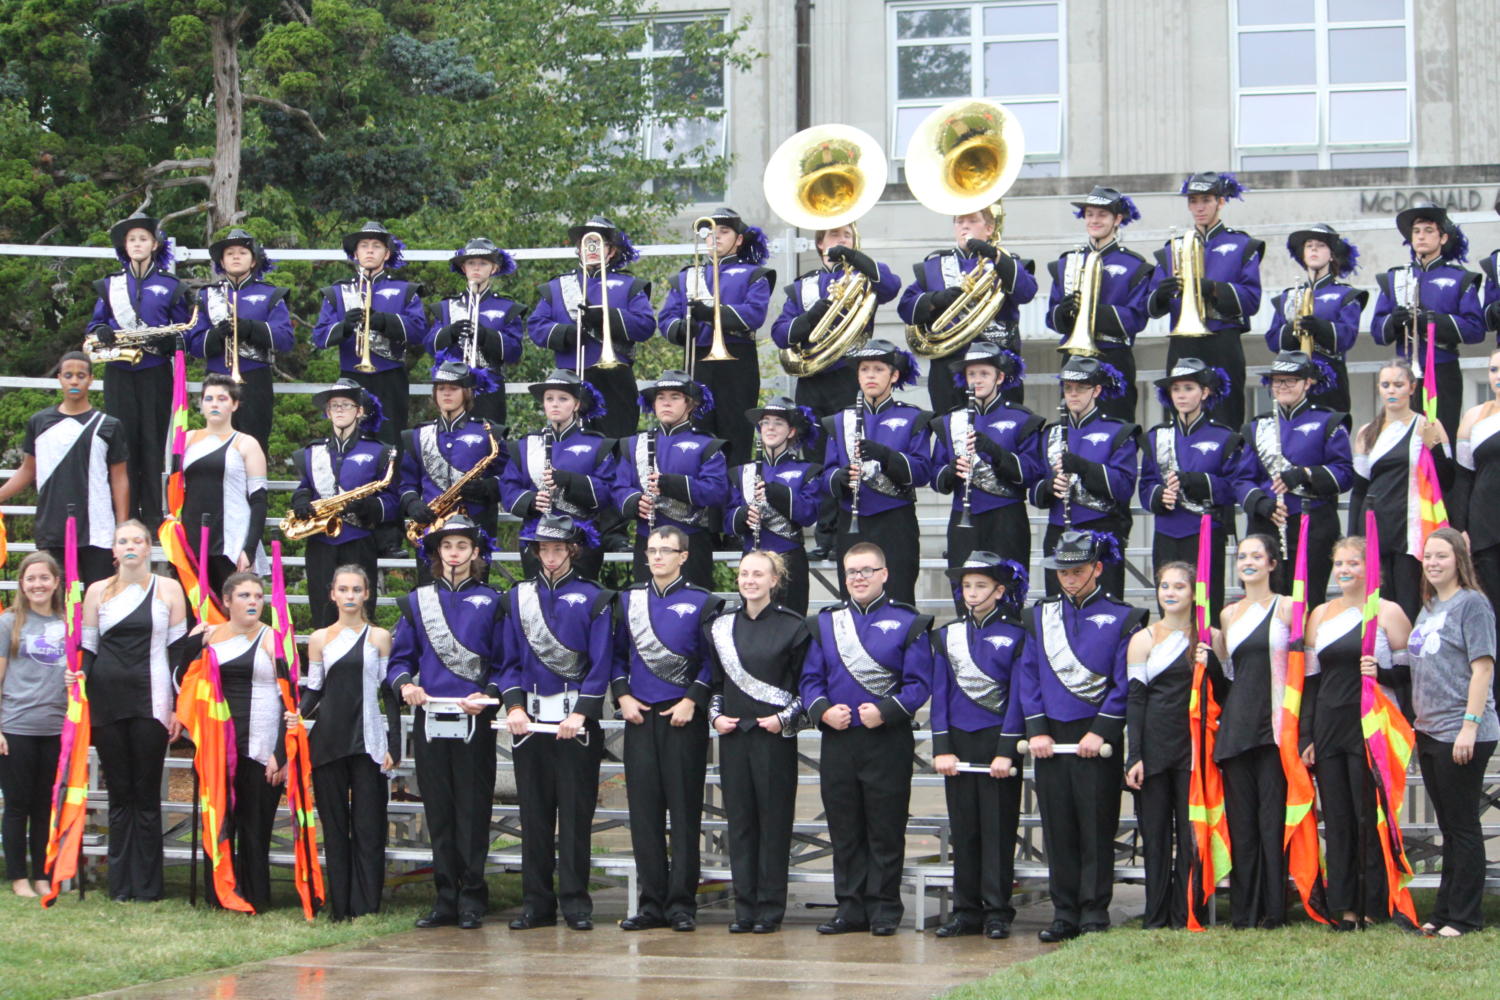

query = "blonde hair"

[739,549,789,600]
[10,552,63,658]
[102,519,153,604]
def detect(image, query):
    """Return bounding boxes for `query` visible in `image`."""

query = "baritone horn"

[763,123,888,377]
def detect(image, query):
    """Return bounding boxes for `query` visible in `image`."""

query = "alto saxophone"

[404,433,502,545]
[84,306,201,365]
[280,456,396,541]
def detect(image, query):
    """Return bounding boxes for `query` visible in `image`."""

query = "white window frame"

[622,12,732,200]
[886,0,1066,175]
[1230,0,1414,170]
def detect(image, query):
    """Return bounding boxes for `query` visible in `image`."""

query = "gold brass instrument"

[404,433,501,546]
[687,217,734,377]
[354,270,377,373]
[1168,227,1210,336]
[763,123,888,377]
[1293,269,1316,356]
[83,305,202,365]
[227,283,244,384]
[579,232,623,374]
[281,456,396,541]
[902,98,1026,358]
[1056,246,1103,357]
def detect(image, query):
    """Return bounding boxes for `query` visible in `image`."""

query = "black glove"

[478,327,506,360]
[1149,277,1183,316]
[965,238,998,261]
[827,245,879,282]
[689,300,715,322]
[1297,314,1337,352]
[1386,306,1412,332]
[992,251,1019,288]
[1060,451,1091,475]
[435,319,472,350]
[931,286,964,312]
[1178,471,1211,502]
[204,320,229,356]
[324,321,351,346]
[291,498,316,521]
[1055,290,1080,328]
[349,495,385,523]
[972,435,1011,464]
[1425,312,1461,350]
[1280,466,1309,491]
[241,319,273,351]
[788,299,830,347]
[858,440,894,466]
[1277,323,1302,351]
[404,496,437,524]
[460,478,500,503]
[92,324,118,347]
[1486,300,1500,333]
[375,311,406,343]
[1252,494,1279,520]
[1198,278,1219,308]
[580,304,604,332]
[546,323,578,353]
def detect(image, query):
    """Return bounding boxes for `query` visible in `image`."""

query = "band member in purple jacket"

[1479,192,1500,339]
[1264,224,1367,415]
[612,525,725,932]
[1015,530,1144,942]
[930,552,1027,940]
[426,238,525,426]
[802,541,932,936]
[387,516,505,931]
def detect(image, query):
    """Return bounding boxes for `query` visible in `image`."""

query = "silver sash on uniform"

[560,272,586,319]
[338,281,398,361]
[946,624,1005,714]
[516,581,585,682]
[1156,425,1207,515]
[418,423,461,492]
[107,274,145,331]
[1046,424,1112,513]
[843,412,913,501]
[309,443,338,499]
[949,409,1004,497]
[740,464,796,540]
[205,285,269,363]
[711,614,795,707]
[684,266,709,303]
[627,589,692,688]
[415,587,485,683]
[798,273,822,312]
[634,434,708,527]
[830,608,899,697]
[527,434,582,516]
[1254,415,1313,499]
[1039,601,1108,705]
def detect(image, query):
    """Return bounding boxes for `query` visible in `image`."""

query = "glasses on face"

[326,401,359,412]
[645,547,682,557]
[845,567,883,580]
[1270,378,1300,389]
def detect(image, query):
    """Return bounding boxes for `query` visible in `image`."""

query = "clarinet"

[847,391,864,537]
[956,386,977,531]
[1057,400,1073,530]
[751,432,765,550]
[646,428,659,531]
[542,426,555,508]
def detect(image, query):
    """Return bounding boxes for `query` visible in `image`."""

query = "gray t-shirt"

[1410,588,1500,742]
[0,611,67,736]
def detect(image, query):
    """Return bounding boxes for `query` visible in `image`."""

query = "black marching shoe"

[1037,920,1079,943]
[508,913,557,930]
[415,910,457,929]
[752,922,779,934]
[1079,921,1109,935]
[816,917,869,935]
[565,914,594,931]
[870,923,898,937]
[935,918,980,938]
[671,914,697,932]
[728,920,754,934]
[984,920,1011,940]
[619,913,670,931]
[458,911,484,930]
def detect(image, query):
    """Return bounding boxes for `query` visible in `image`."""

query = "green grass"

[945,892,1500,1000]
[0,866,521,1000]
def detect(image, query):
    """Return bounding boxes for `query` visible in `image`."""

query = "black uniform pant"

[695,340,758,468]
[946,503,1030,572]
[213,757,284,913]
[1169,330,1246,431]
[413,708,498,918]
[350,367,408,449]
[819,723,914,927]
[1319,356,1351,417]
[1416,359,1462,445]
[1250,503,1336,605]
[944,726,1021,925]
[1095,346,1137,424]
[1475,543,1500,707]
[1416,732,1496,932]
[795,365,859,549]
[1034,717,1123,928]
[92,717,168,901]
[44,546,115,590]
[232,365,275,457]
[1135,765,1191,929]
[513,719,603,920]
[1381,551,1423,626]
[313,753,389,921]
[105,364,172,529]
[305,534,380,630]
[1,732,59,881]
[1153,521,1228,624]
[632,526,714,589]
[1314,749,1385,919]
[585,363,640,441]
[720,726,799,925]
[927,353,964,418]
[1219,744,1287,928]
[623,706,708,920]
[1043,515,1130,599]
[836,504,918,605]
[472,388,508,428]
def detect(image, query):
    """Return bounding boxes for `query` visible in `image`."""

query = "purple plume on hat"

[360,391,386,433]
[1097,360,1127,401]
[580,380,608,418]
[1001,558,1029,606]
[612,229,639,265]
[894,349,922,390]
[1092,531,1123,564]
[795,404,822,451]
[740,226,770,265]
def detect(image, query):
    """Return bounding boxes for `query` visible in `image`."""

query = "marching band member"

[724,397,823,614]
[181,374,269,599]
[1264,224,1366,416]
[425,238,524,425]
[819,340,932,604]
[527,215,656,439]
[1233,351,1352,604]
[801,541,931,936]
[86,212,193,527]
[1148,172,1264,430]
[1372,199,1484,443]
[1138,358,1242,621]
[501,370,615,581]
[613,370,728,588]
[288,379,396,628]
[500,515,614,933]
[1046,186,1152,422]
[0,353,128,587]
[930,342,1044,576]
[1452,348,1500,658]
[298,565,399,922]
[1031,356,1138,600]
[398,362,506,583]
[930,552,1026,940]
[612,525,724,932]
[1015,530,1142,941]
[1349,359,1453,621]
[705,550,812,934]
[186,229,293,454]
[76,520,189,902]
[312,221,427,448]
[899,207,1038,413]
[1305,538,1411,927]
[387,516,504,931]
[1479,193,1500,336]
[660,208,775,465]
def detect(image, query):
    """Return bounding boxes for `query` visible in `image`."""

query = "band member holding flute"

[425,238,525,426]
[1264,224,1366,416]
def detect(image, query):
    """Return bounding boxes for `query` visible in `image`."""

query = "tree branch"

[157,202,212,228]
[281,0,311,25]
[152,175,213,190]
[244,94,326,142]
[145,158,213,177]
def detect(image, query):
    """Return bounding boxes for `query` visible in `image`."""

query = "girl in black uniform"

[75,520,189,902]
[1452,347,1500,700]
[705,550,812,934]
[182,374,268,599]
[1349,359,1453,621]
[1305,537,1412,929]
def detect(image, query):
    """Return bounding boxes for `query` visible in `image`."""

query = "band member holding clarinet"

[187,229,292,455]
[1031,356,1138,599]
[502,370,614,581]
[86,212,193,527]
[613,370,727,588]
[820,340,932,604]
[1371,200,1484,442]
[930,552,1027,940]
[612,525,724,932]
[930,342,1044,578]
[724,397,823,614]
[1264,224,1366,416]
[425,238,524,425]
[802,541,932,936]
[660,208,775,466]
[500,515,614,933]
[528,216,656,439]
[287,379,397,628]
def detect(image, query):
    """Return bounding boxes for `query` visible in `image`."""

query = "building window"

[889,1,1064,177]
[1232,0,1412,170]
[622,16,729,201]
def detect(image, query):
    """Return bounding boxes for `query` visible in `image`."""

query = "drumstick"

[488,720,564,734]
[1014,738,1113,758]
[952,763,1019,777]
[422,696,500,710]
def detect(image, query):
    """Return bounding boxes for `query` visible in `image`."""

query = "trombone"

[687,216,734,378]
[578,231,623,376]
[354,269,376,373]
[226,281,244,384]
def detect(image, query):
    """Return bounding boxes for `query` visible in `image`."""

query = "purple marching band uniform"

[87,212,194,526]
[1264,224,1367,416]
[800,590,932,932]
[611,573,724,929]
[425,239,525,426]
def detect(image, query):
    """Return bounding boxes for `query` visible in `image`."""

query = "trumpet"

[579,232,623,375]
[847,391,864,536]
[1056,246,1102,357]
[280,457,396,541]
[354,270,376,373]
[227,282,244,384]
[687,217,734,378]
[83,306,201,365]
[1398,263,1423,378]
[463,280,481,369]
[1168,227,1210,337]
